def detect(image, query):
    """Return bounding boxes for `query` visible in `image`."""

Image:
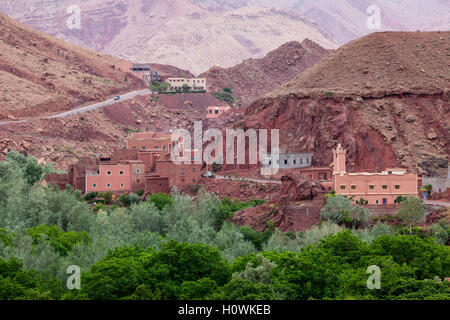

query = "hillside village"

[0,7,449,303]
[2,13,449,231]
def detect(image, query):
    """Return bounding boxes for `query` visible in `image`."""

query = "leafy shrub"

[83,192,98,202]
[119,194,130,207]
[128,193,141,205]
[214,90,236,104]
[100,191,113,204]
[148,193,173,210]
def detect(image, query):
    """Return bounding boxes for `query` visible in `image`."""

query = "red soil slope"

[243,32,449,177]
[0,12,141,120]
[200,39,331,107]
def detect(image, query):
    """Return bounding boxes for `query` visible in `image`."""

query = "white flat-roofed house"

[167,78,206,91]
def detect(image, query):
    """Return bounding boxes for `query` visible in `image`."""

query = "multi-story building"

[127,132,173,153]
[154,160,202,187]
[167,78,206,91]
[332,144,418,205]
[85,160,145,193]
[46,132,206,197]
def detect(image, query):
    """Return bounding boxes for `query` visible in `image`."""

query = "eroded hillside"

[0,12,141,120]
[244,32,450,177]
[200,39,331,107]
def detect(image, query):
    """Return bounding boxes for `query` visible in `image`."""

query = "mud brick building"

[85,160,145,193]
[332,144,418,205]
[127,132,173,153]
[206,106,231,119]
[46,131,205,196]
[145,174,171,195]
[44,157,98,193]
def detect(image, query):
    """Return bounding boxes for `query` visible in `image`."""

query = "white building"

[262,153,312,169]
[167,78,206,91]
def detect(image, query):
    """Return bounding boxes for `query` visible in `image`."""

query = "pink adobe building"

[127,132,173,153]
[206,106,231,119]
[46,131,205,197]
[332,144,418,205]
[86,160,145,193]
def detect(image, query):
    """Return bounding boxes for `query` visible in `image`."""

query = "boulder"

[280,174,326,201]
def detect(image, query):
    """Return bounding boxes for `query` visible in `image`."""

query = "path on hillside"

[425,200,450,207]
[215,175,281,184]
[0,89,152,126]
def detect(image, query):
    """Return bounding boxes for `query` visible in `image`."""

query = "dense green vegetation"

[214,87,236,104]
[0,152,449,300]
[150,80,170,93]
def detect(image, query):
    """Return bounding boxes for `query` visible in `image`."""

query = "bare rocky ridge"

[6,1,337,75]
[189,0,450,44]
[270,0,450,45]
[0,12,141,120]
[200,39,331,107]
[243,32,450,177]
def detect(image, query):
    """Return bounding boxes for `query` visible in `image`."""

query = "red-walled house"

[127,132,173,153]
[85,160,145,193]
[154,160,203,187]
[332,144,418,205]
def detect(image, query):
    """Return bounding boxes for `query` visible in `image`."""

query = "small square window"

[92,184,97,188]
[382,185,388,190]
[119,171,124,175]
[340,185,346,190]
[351,185,356,190]
[369,185,375,190]
[141,146,146,151]
[395,185,400,190]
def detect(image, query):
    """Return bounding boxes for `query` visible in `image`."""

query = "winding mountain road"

[0,89,152,126]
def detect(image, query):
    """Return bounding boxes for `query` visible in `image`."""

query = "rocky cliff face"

[200,39,331,107]
[6,1,337,74]
[243,32,450,177]
[231,174,326,232]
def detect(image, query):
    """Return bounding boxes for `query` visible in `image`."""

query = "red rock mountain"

[5,1,337,74]
[0,12,141,120]
[242,32,450,177]
[200,39,331,107]
[0,14,208,168]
